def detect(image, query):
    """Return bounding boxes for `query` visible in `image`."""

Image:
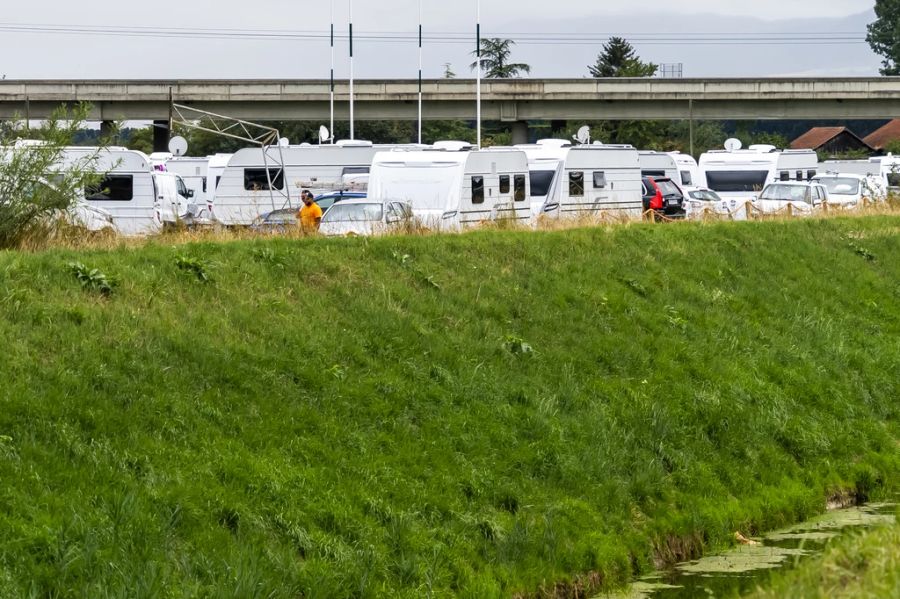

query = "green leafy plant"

[68,261,114,297]
[175,255,211,283]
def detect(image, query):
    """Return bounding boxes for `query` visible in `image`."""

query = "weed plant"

[0,217,897,597]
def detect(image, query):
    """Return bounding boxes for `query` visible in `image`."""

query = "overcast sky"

[0,0,881,79]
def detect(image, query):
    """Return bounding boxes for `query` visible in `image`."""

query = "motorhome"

[212,141,392,225]
[367,148,531,229]
[699,143,819,203]
[639,151,679,180]
[668,152,705,189]
[60,147,194,234]
[153,153,234,217]
[539,144,643,219]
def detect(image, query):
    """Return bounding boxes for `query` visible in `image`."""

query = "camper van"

[153,153,233,218]
[538,144,643,219]
[213,141,395,226]
[699,143,819,203]
[367,148,531,229]
[668,152,705,189]
[639,151,679,180]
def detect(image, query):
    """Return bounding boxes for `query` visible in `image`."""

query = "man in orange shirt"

[298,190,323,232]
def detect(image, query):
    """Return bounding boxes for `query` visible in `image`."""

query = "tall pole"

[330,0,335,144]
[349,0,355,140]
[417,0,423,145]
[475,0,481,149]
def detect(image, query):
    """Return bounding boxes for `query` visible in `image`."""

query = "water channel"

[600,502,897,599]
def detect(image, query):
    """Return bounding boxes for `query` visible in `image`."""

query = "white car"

[69,201,116,232]
[684,187,727,218]
[319,198,415,237]
[751,182,829,216]
[811,173,885,208]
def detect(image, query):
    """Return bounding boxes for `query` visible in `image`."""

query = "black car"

[642,176,686,219]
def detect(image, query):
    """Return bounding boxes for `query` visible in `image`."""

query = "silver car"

[319,199,415,237]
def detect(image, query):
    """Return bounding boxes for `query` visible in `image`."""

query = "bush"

[0,103,104,248]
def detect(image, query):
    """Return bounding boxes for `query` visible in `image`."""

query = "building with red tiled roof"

[864,120,900,152]
[790,127,873,155]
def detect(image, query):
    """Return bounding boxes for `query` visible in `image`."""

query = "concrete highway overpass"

[2,78,900,121]
[2,78,899,147]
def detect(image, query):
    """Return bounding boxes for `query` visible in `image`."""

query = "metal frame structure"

[170,103,292,211]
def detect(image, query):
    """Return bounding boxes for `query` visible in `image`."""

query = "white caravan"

[213,141,393,225]
[877,154,900,190]
[817,160,880,178]
[538,144,643,219]
[55,147,161,236]
[699,143,819,204]
[639,151,679,180]
[367,148,531,229]
[513,139,573,217]
[668,152,705,189]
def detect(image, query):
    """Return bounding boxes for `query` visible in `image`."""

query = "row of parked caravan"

[37,138,900,237]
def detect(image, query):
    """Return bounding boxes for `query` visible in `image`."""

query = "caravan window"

[593,171,607,189]
[780,171,790,181]
[680,170,693,186]
[530,171,555,197]
[244,168,285,191]
[514,175,526,202]
[202,177,208,193]
[472,176,485,204]
[706,171,770,193]
[807,170,817,181]
[642,170,666,177]
[887,172,900,188]
[86,175,134,201]
[796,170,804,181]
[569,172,585,197]
[342,166,370,176]
[499,175,511,194]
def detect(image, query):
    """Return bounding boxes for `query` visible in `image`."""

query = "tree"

[470,38,531,79]
[867,0,900,76]
[588,37,657,78]
[0,103,104,248]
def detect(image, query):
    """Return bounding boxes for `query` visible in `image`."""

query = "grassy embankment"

[0,217,898,597]
[749,518,900,599]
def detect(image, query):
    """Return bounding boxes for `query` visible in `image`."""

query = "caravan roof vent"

[432,140,474,152]
[335,139,374,147]
[748,144,777,153]
[536,139,572,148]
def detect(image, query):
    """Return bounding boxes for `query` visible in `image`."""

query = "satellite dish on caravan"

[168,136,189,157]
[278,137,290,147]
[318,126,331,144]
[724,138,743,152]
[573,126,591,145]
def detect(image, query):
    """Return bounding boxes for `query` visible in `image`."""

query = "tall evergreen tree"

[470,38,531,79]
[867,0,900,75]
[588,37,657,78]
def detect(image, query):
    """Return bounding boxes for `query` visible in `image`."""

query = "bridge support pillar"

[511,121,530,145]
[99,120,117,143]
[153,120,170,153]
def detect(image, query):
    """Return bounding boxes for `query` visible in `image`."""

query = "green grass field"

[0,217,898,598]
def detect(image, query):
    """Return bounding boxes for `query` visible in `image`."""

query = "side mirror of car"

[187,189,195,198]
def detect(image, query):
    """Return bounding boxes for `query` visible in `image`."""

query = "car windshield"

[816,177,860,195]
[323,203,383,222]
[759,184,810,202]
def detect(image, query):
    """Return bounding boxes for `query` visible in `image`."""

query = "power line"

[0,22,868,46]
